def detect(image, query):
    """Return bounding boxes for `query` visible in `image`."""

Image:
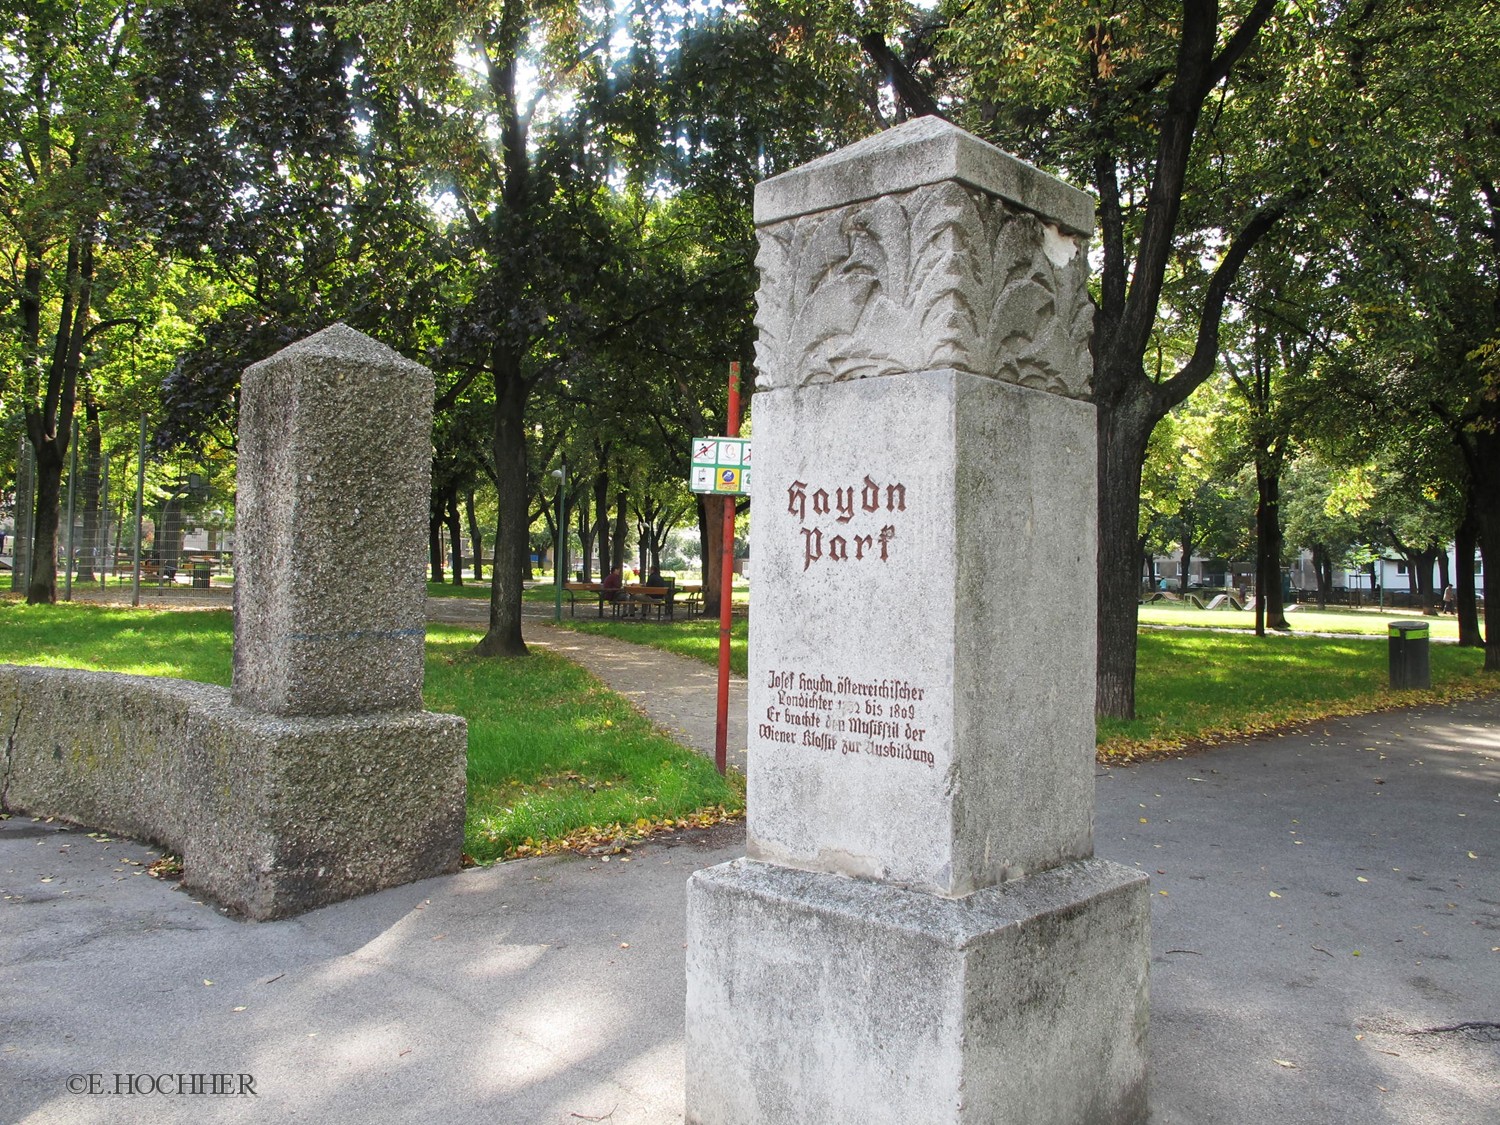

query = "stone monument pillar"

[218,322,467,917]
[234,323,432,716]
[685,118,1150,1123]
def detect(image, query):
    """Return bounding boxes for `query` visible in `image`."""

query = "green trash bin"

[192,562,212,589]
[1388,621,1430,690]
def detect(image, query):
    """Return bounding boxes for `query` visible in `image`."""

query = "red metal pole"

[714,362,741,775]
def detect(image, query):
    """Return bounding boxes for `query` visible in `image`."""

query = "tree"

[943,1,1430,715]
[0,1,157,603]
[132,0,451,454]
[1281,456,1366,609]
[1294,0,1500,658]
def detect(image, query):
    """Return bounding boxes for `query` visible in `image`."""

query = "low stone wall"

[0,664,467,920]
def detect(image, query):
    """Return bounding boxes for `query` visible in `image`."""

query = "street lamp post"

[551,462,567,623]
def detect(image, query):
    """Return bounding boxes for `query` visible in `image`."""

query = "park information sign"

[689,436,752,495]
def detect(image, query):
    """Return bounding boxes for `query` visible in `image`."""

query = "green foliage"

[1141,388,1255,572]
[1280,454,1369,569]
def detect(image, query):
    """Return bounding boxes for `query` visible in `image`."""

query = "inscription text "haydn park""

[788,476,907,571]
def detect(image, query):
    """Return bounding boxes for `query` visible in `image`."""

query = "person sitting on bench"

[601,565,623,603]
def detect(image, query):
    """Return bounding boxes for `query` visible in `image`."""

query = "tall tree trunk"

[594,470,611,577]
[699,495,725,609]
[1417,547,1440,616]
[466,489,484,582]
[575,501,593,582]
[612,489,628,577]
[1311,544,1331,610]
[23,235,92,605]
[1256,459,1288,630]
[26,439,65,604]
[1179,532,1194,594]
[446,489,464,586]
[475,355,529,657]
[1480,510,1500,672]
[429,501,444,583]
[1095,395,1156,720]
[1456,504,1481,645]
[75,392,102,582]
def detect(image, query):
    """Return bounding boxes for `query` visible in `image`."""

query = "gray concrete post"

[686,118,1150,1124]
[233,323,434,716]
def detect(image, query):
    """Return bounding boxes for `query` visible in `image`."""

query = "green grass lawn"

[1096,629,1494,757]
[559,606,1496,759]
[0,602,742,862]
[559,615,750,676]
[1139,600,1472,640]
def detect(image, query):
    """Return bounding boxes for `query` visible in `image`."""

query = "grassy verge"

[555,606,1496,759]
[558,615,750,676]
[0,602,742,863]
[1139,600,1473,639]
[1098,629,1494,758]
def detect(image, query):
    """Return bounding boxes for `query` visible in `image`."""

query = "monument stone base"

[686,858,1149,1125]
[0,666,467,921]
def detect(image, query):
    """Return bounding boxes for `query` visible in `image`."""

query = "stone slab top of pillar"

[753,115,1095,237]
[233,323,434,717]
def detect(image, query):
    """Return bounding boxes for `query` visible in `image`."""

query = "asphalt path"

[2,614,1496,1122]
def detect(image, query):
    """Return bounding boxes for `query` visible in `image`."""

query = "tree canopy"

[4,0,1493,687]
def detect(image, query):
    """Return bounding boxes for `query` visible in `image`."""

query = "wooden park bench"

[563,581,607,617]
[620,584,676,621]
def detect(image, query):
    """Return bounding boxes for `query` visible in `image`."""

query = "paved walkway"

[4,592,1498,1122]
[429,596,748,773]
